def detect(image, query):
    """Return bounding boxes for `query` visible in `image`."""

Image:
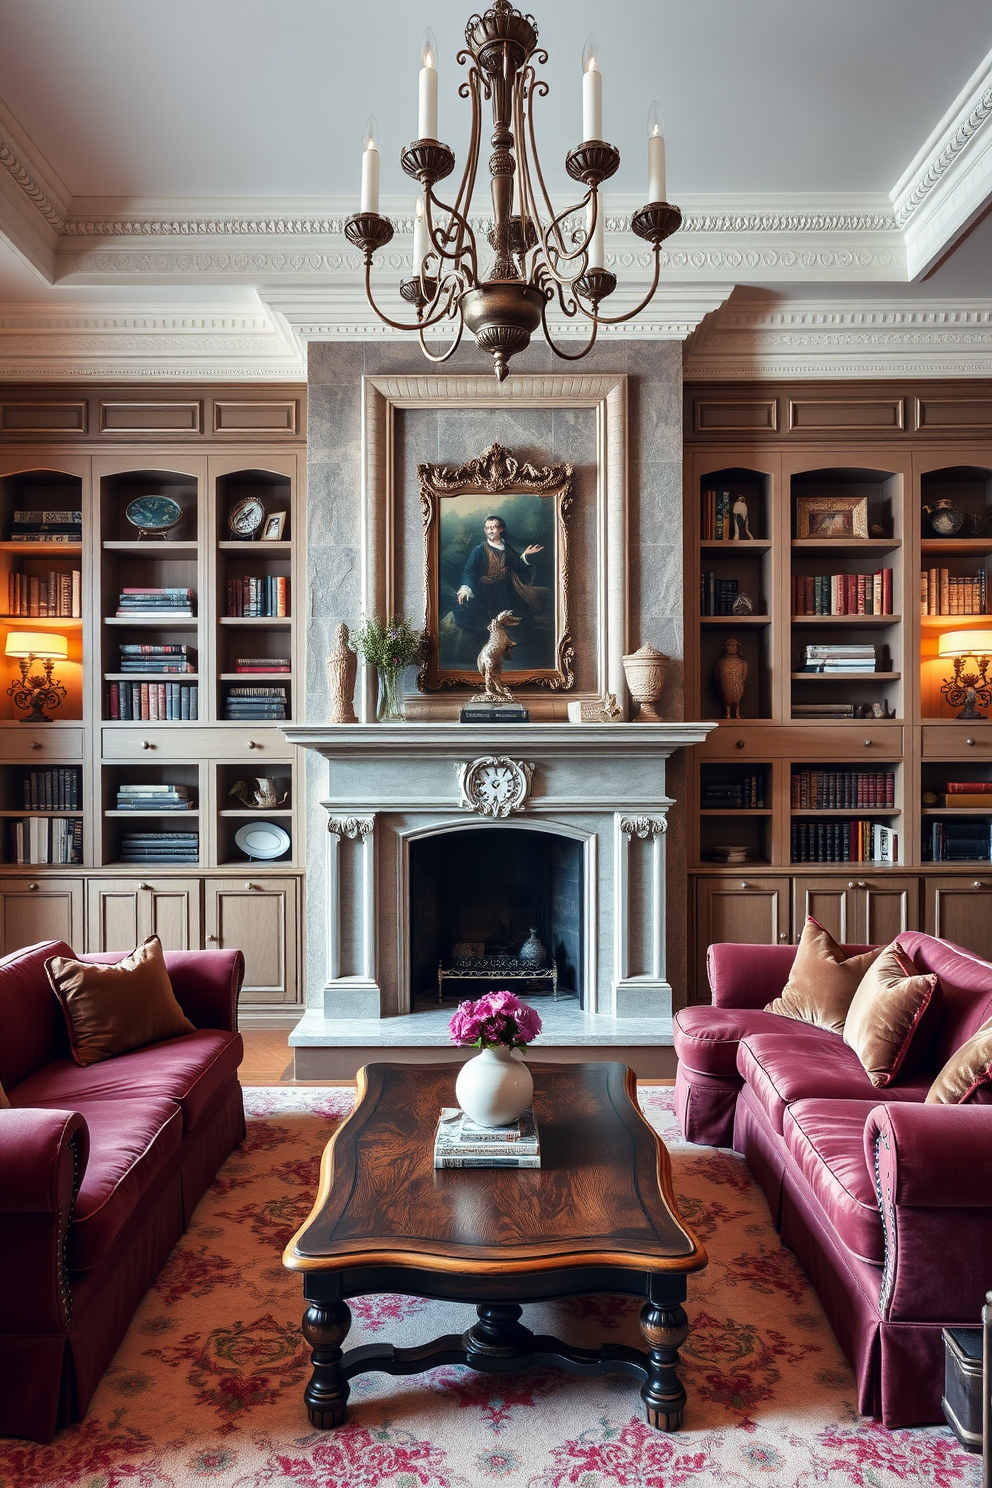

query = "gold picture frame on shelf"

[796,494,869,539]
[260,511,286,541]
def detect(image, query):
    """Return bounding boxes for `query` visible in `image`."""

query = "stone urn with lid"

[621,643,670,722]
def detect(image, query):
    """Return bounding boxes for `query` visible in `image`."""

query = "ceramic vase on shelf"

[455,1045,534,1128]
[621,642,670,722]
[375,665,405,722]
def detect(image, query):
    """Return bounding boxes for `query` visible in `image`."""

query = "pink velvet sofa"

[0,939,245,1443]
[674,931,992,1429]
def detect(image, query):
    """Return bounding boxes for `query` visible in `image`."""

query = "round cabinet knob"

[864,738,873,747]
[30,740,41,750]
[966,738,976,746]
[973,881,989,889]
[138,882,153,891]
[735,739,746,750]
[848,881,856,889]
[740,881,750,890]
[245,881,259,891]
[141,740,154,750]
[247,740,259,750]
[778,932,789,943]
[27,882,39,891]
[206,933,218,942]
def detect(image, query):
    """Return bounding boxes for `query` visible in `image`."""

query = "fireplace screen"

[410,827,582,1006]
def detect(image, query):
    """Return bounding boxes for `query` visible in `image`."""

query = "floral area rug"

[0,1086,980,1488]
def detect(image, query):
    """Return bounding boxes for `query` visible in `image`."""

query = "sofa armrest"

[0,1108,88,1332]
[866,1102,992,1322]
[78,947,245,1031]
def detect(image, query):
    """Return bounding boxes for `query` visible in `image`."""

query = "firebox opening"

[410,827,583,1008]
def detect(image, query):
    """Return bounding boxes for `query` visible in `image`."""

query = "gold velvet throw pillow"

[926,1018,992,1105]
[843,943,941,1088]
[46,936,195,1067]
[765,917,883,1034]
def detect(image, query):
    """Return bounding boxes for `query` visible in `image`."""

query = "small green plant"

[353,615,423,671]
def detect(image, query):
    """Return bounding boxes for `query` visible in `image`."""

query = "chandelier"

[345,1,681,381]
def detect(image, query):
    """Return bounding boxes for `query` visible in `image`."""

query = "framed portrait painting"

[418,442,574,691]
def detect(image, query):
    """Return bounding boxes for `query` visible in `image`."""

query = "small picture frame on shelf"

[260,512,287,542]
[796,495,869,539]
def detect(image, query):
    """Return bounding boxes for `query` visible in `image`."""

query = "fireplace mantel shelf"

[283,721,715,757]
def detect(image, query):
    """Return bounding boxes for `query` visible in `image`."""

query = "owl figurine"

[714,637,748,718]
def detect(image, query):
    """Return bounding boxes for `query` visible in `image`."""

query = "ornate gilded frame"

[417,441,574,692]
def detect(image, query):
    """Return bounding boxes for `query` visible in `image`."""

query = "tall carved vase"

[621,643,670,722]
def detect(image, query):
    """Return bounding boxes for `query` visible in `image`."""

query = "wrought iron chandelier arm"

[417,314,466,363]
[363,259,460,333]
[537,290,602,360]
[520,68,583,264]
[570,244,664,326]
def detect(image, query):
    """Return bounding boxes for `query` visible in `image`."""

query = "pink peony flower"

[448,989,542,1050]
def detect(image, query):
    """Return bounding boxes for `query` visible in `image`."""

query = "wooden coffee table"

[284,1061,707,1431]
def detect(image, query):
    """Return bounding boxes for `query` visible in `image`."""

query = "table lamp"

[937,630,992,720]
[5,631,69,722]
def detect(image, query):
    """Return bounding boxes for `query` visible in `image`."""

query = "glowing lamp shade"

[938,630,992,659]
[5,631,68,660]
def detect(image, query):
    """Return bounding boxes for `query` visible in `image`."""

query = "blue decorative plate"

[125,495,183,539]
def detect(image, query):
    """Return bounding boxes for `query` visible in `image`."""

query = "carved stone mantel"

[284,721,714,1024]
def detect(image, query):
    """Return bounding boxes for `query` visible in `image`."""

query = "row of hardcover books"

[107,682,199,720]
[792,571,893,615]
[432,1107,541,1168]
[702,773,765,808]
[10,817,82,865]
[700,490,745,541]
[920,569,988,616]
[700,573,743,615]
[226,576,288,618]
[7,570,82,617]
[790,821,898,863]
[927,821,992,862]
[22,768,81,810]
[7,510,82,543]
[791,769,895,809]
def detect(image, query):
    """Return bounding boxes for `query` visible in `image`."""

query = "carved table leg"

[302,1300,352,1428]
[464,1302,531,1365]
[639,1300,688,1431]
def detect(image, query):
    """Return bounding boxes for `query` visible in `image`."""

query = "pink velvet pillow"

[765,917,883,1034]
[926,1018,992,1104]
[843,942,941,1088]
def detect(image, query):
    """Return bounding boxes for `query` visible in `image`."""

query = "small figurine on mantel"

[327,622,358,724]
[461,609,530,723]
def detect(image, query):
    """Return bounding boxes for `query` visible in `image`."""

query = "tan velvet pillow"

[926,1019,992,1105]
[843,942,941,1088]
[765,917,883,1034]
[46,936,195,1067]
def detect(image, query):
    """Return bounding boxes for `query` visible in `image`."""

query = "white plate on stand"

[234,822,291,860]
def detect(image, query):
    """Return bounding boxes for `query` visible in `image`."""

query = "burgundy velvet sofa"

[673,931,992,1429]
[0,939,245,1443]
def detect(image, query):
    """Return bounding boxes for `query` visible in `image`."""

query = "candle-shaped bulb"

[361,115,381,214]
[646,100,666,203]
[363,114,381,153]
[581,34,603,141]
[419,28,439,138]
[413,194,429,270]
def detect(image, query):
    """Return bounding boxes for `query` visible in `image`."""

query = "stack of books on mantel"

[433,1106,541,1168]
[116,587,194,618]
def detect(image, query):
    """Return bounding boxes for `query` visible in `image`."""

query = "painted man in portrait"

[453,514,547,651]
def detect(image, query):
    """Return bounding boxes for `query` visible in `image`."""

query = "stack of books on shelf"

[115,587,194,618]
[928,821,992,863]
[920,569,988,615]
[235,655,290,673]
[117,643,195,673]
[10,817,82,864]
[224,685,287,720]
[22,768,81,809]
[433,1106,541,1168]
[120,830,198,864]
[791,821,898,864]
[115,784,193,811]
[226,577,288,617]
[7,569,81,617]
[708,844,754,863]
[700,573,741,615]
[792,571,893,615]
[702,774,765,808]
[108,681,198,721]
[700,490,740,541]
[800,644,878,673]
[8,509,82,543]
[941,781,992,808]
[791,769,895,809]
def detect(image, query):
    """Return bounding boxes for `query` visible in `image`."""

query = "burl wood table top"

[285,1061,707,1278]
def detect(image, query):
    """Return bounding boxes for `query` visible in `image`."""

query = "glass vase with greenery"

[353,615,423,722]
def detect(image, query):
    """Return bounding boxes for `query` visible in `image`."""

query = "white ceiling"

[0,0,989,378]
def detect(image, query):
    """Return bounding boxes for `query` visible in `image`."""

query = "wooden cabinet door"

[87,878,202,952]
[791,877,856,943]
[0,878,84,956]
[858,876,919,944]
[925,877,992,962]
[204,878,299,1004]
[695,877,791,999]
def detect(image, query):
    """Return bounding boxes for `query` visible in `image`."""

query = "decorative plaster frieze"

[0,104,67,232]
[620,816,667,839]
[327,817,374,839]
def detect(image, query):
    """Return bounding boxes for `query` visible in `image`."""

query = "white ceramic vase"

[455,1045,534,1128]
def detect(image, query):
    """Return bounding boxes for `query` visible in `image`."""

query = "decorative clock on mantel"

[227,496,265,540]
[456,755,534,819]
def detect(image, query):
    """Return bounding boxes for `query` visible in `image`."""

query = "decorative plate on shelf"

[228,496,266,540]
[234,821,291,860]
[125,495,183,540]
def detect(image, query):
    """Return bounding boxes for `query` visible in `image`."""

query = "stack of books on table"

[433,1106,541,1168]
[118,644,196,673]
[801,644,877,673]
[943,782,992,808]
[235,656,290,674]
[115,784,193,811]
[224,685,287,720]
[115,587,194,618]
[8,509,82,543]
[10,817,82,864]
[120,831,198,864]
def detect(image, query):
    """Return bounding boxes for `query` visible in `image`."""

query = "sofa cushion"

[10,1029,243,1133]
[843,943,942,1088]
[673,1005,830,1078]
[738,1031,931,1134]
[895,932,992,1068]
[926,1017,992,1105]
[46,936,195,1067]
[783,1099,885,1265]
[0,939,73,1090]
[764,917,883,1034]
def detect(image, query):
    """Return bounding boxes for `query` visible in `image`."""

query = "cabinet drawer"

[102,727,293,760]
[698,725,902,758]
[922,724,992,757]
[0,727,85,761]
